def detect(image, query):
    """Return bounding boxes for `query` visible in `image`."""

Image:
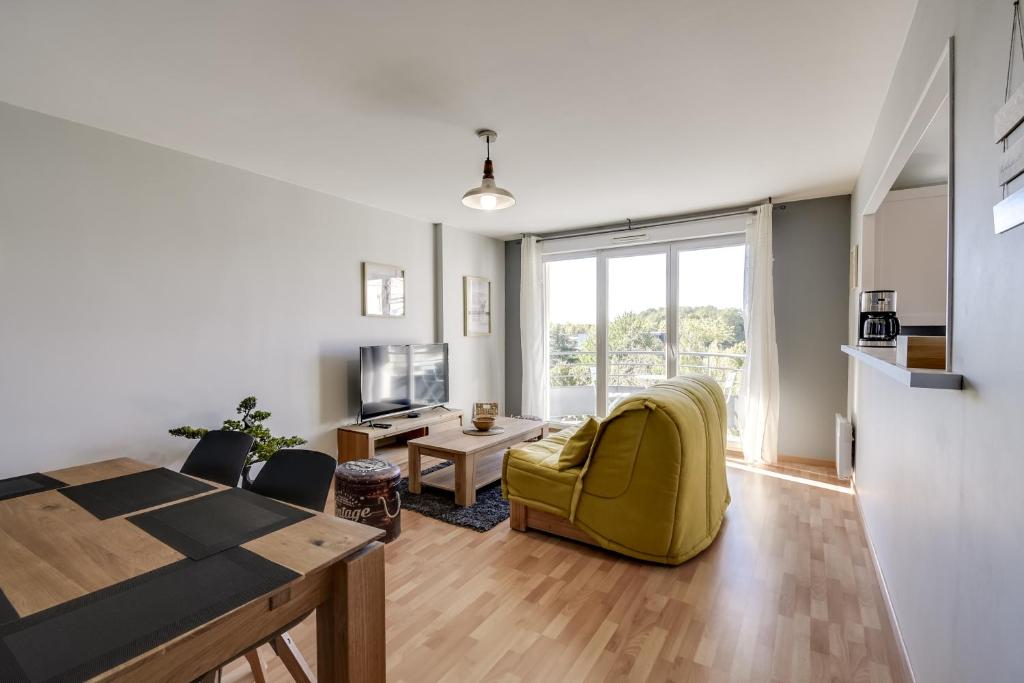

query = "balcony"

[549,349,744,435]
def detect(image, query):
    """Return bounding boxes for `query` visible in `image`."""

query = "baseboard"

[777,453,836,470]
[852,477,916,683]
[725,448,837,473]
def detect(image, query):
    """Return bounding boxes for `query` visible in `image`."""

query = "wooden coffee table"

[407,417,548,506]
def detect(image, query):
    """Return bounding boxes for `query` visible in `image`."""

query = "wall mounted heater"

[835,414,853,480]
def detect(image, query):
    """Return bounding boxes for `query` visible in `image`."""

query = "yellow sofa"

[502,374,730,565]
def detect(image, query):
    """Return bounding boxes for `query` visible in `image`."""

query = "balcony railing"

[548,349,745,431]
[550,349,743,388]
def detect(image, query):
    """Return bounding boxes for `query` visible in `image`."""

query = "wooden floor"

[725,456,852,491]
[223,451,904,683]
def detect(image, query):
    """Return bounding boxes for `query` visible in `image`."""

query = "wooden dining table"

[0,457,385,682]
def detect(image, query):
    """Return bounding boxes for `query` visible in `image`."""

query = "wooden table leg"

[274,631,314,683]
[244,650,267,683]
[316,541,386,683]
[454,453,476,506]
[408,445,421,494]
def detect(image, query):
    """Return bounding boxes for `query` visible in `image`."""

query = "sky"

[547,245,745,324]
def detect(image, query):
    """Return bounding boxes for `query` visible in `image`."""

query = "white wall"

[869,185,948,326]
[0,102,504,475]
[440,225,505,414]
[849,1,1024,681]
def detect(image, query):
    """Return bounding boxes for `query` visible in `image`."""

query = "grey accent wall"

[773,196,852,459]
[0,102,504,475]
[504,239,523,415]
[503,198,851,458]
[848,2,1024,681]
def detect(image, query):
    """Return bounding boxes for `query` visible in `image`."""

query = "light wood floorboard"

[223,448,903,683]
[726,453,851,490]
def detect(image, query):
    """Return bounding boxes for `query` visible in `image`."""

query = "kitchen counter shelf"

[841,345,963,390]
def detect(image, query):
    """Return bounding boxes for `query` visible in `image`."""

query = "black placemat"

[0,547,297,683]
[0,590,17,627]
[128,487,313,560]
[59,467,215,520]
[0,473,67,502]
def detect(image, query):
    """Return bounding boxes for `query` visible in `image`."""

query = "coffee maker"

[858,290,900,347]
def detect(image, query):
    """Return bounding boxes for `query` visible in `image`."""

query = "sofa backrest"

[572,374,729,561]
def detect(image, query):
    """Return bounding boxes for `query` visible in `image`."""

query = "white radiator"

[835,414,853,480]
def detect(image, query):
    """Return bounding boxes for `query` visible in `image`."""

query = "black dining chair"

[179,430,254,487]
[243,448,337,683]
[247,448,336,512]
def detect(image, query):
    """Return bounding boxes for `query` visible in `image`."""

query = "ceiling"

[892,98,949,191]
[0,1,917,238]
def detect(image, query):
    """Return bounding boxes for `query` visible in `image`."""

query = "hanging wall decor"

[994,1,1024,234]
[463,276,491,336]
[362,262,405,317]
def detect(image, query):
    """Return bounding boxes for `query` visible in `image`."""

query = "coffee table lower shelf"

[418,450,504,494]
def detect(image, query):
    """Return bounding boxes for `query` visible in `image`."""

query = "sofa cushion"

[575,404,651,499]
[502,436,582,518]
[557,417,600,470]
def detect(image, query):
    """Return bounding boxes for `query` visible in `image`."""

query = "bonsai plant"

[169,396,306,486]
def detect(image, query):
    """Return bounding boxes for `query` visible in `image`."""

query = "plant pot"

[241,464,256,489]
[242,460,268,488]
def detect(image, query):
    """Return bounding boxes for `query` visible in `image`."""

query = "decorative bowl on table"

[472,416,496,431]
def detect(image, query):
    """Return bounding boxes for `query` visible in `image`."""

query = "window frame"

[542,232,745,426]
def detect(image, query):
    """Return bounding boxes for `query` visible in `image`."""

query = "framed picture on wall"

[362,262,405,317]
[473,401,499,419]
[463,275,491,336]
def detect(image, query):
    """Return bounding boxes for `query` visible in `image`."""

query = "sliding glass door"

[675,242,746,439]
[606,251,667,413]
[546,257,597,423]
[544,236,745,437]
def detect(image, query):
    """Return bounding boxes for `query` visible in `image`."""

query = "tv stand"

[337,406,463,462]
[406,411,420,418]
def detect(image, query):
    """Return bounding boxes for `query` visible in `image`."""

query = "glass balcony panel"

[546,258,596,424]
[677,244,746,440]
[607,252,667,413]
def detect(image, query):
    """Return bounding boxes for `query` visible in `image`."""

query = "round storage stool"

[334,459,402,542]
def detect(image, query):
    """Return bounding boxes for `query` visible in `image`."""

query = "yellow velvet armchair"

[502,374,730,565]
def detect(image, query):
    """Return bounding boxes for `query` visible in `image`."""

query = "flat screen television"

[359,343,449,422]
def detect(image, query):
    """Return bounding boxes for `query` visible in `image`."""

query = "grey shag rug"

[398,463,509,532]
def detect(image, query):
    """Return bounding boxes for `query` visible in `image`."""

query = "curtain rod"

[533,203,765,243]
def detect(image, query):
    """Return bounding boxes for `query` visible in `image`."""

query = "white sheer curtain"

[520,236,549,419]
[740,203,780,463]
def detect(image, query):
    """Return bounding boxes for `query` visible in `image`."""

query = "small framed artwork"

[363,262,405,317]
[463,276,491,336]
[473,402,499,419]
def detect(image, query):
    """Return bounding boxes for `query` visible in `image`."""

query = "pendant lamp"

[462,129,515,211]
